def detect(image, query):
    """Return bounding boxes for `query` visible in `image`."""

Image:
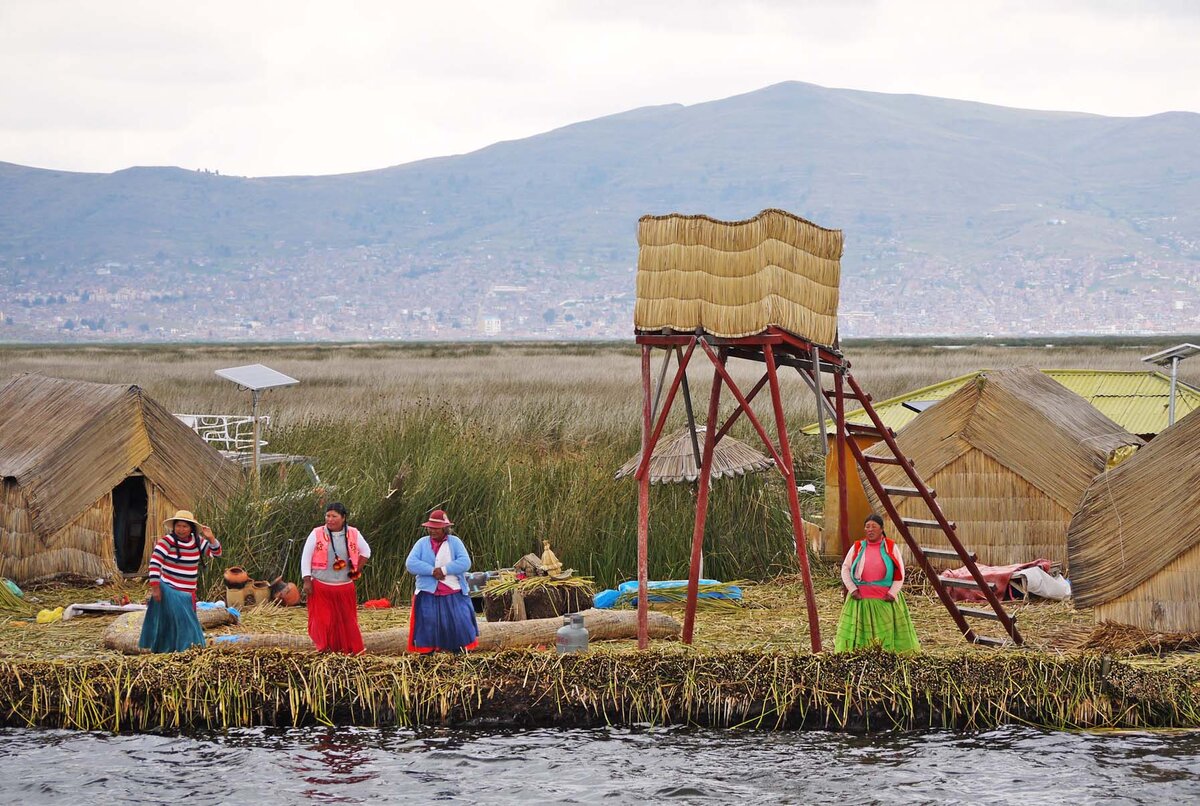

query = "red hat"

[422,509,453,528]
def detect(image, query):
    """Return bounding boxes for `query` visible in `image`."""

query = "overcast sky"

[1,0,1197,178]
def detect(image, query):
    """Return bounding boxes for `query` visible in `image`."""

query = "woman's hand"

[883,591,896,602]
[432,567,446,580]
[850,588,862,600]
[303,577,313,598]
[149,585,162,603]
[199,524,215,541]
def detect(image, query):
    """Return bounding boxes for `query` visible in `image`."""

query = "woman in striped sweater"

[138,509,222,653]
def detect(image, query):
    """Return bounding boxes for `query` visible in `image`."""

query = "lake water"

[1,725,1197,805]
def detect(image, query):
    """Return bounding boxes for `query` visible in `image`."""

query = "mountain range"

[2,81,1199,339]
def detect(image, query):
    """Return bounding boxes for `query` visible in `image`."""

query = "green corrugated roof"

[802,369,1200,437]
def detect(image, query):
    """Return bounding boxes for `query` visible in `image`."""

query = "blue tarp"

[593,579,742,609]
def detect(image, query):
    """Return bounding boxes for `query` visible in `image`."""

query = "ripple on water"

[0,725,1198,805]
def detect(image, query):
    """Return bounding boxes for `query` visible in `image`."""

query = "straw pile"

[634,209,843,344]
[614,426,774,484]
[1068,408,1200,632]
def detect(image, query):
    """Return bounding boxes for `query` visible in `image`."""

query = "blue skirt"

[408,591,479,653]
[138,582,205,653]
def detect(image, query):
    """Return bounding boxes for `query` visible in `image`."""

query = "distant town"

[2,242,1198,342]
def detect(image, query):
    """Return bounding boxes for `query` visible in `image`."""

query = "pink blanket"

[939,558,1052,602]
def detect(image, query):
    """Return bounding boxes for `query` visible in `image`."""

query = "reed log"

[104,607,680,654]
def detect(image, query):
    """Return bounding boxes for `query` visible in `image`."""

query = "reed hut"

[805,369,1194,557]
[0,374,243,584]
[614,426,774,484]
[1068,409,1200,632]
[861,367,1143,570]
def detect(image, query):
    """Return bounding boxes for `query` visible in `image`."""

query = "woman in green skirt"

[834,513,920,652]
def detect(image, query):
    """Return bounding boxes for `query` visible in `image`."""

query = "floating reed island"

[1,647,1198,733]
[1,578,1199,733]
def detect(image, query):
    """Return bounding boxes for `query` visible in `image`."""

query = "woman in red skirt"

[301,502,371,653]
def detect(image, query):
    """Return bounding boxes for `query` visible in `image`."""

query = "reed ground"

[1,339,1198,666]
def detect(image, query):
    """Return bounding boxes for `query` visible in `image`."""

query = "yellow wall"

[820,435,879,558]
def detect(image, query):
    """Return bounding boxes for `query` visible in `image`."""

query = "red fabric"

[940,558,1052,602]
[363,597,391,609]
[856,542,890,599]
[307,579,365,653]
[407,596,430,654]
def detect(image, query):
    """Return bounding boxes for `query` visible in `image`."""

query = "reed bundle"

[0,646,1197,733]
[612,580,749,612]
[483,573,595,597]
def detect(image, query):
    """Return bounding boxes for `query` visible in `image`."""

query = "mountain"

[2,81,1199,340]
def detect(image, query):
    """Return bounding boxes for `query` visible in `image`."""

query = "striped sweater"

[147,533,222,592]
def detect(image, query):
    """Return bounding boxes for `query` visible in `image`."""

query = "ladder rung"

[920,547,975,562]
[824,389,872,403]
[971,635,1007,647]
[866,455,909,466]
[958,607,1009,622]
[883,485,929,498]
[846,423,893,437]
[901,518,954,530]
[940,577,995,590]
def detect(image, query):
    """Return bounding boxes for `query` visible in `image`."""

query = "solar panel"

[1142,343,1200,366]
[902,400,939,413]
[215,364,299,392]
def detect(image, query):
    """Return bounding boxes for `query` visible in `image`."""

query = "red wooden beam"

[712,372,769,443]
[697,338,789,476]
[682,359,724,645]
[634,340,697,481]
[637,346,651,649]
[764,345,823,652]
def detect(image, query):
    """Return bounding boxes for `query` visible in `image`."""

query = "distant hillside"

[3,81,1198,269]
[2,81,1199,341]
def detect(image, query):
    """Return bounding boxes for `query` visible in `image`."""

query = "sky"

[1,0,1198,178]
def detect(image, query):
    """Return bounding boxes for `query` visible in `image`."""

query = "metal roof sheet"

[802,369,1200,437]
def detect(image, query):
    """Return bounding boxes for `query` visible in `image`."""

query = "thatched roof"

[615,426,774,484]
[1068,408,1200,608]
[802,369,1200,438]
[864,367,1144,510]
[0,374,243,537]
[634,208,843,346]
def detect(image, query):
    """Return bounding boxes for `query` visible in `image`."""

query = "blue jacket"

[405,534,472,596]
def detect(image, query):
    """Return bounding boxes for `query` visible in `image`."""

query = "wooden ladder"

[825,371,1023,647]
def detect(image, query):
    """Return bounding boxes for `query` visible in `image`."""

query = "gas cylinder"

[555,612,589,654]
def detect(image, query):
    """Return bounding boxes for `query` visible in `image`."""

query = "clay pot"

[274,582,301,607]
[223,566,250,588]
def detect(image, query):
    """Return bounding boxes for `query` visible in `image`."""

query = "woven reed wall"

[870,449,1074,569]
[1093,541,1200,632]
[0,480,120,584]
[1069,409,1200,610]
[634,209,842,345]
[139,393,243,511]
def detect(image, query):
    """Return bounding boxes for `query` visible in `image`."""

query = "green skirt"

[834,592,921,653]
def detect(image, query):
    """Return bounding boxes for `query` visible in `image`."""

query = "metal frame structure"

[633,326,1023,650]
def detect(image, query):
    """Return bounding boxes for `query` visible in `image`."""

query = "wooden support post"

[765,345,822,653]
[834,370,851,556]
[682,351,724,645]
[637,346,652,649]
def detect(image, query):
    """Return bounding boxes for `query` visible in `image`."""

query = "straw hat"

[422,509,453,528]
[164,509,201,531]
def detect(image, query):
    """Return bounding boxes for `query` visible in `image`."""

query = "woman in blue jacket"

[405,509,479,653]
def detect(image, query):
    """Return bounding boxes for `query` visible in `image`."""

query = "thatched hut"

[614,426,774,484]
[805,369,1194,557]
[861,368,1143,570]
[0,374,243,584]
[1068,409,1200,632]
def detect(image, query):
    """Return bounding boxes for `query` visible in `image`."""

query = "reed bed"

[1,646,1197,733]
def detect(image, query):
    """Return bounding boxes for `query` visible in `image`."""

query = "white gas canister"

[555,612,589,654]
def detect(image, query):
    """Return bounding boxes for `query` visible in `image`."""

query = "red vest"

[311,526,363,570]
[851,537,904,581]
